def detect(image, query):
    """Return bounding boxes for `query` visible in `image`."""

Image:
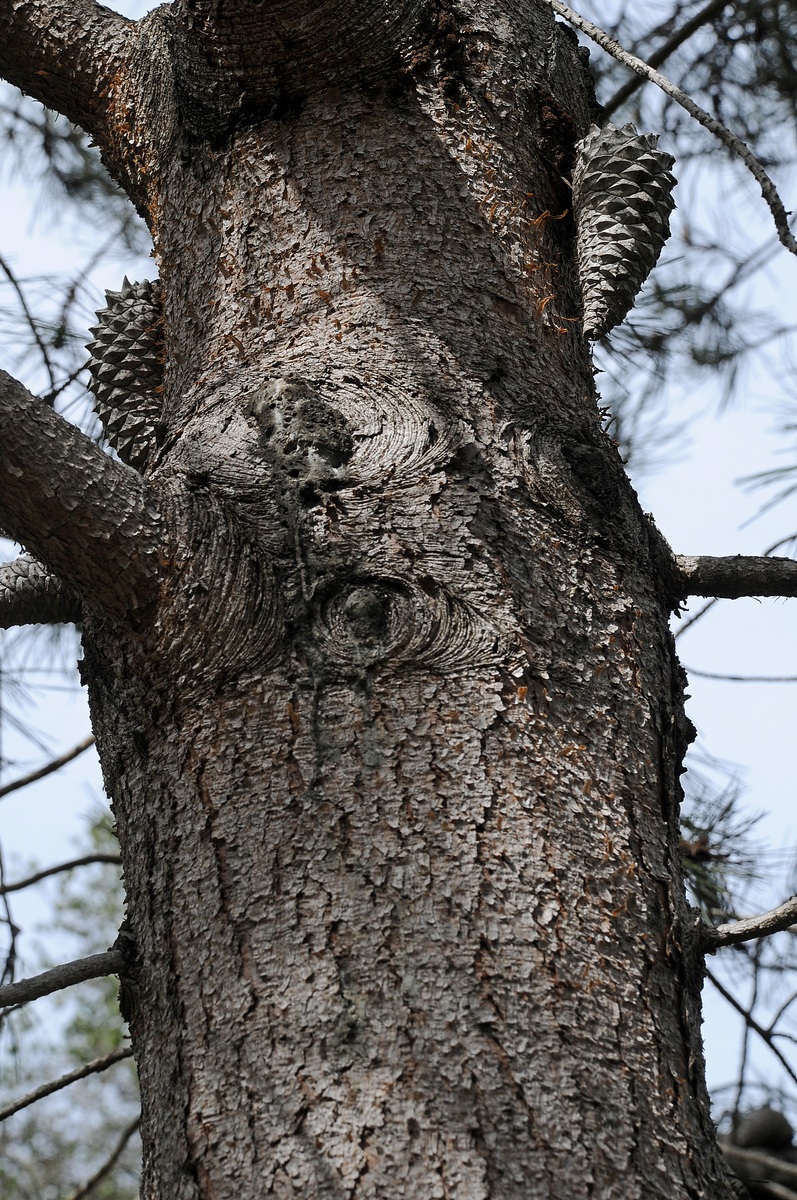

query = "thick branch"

[547,0,797,258]
[0,371,162,618]
[705,896,797,951]
[675,554,797,598]
[0,554,82,628]
[0,0,134,137]
[0,950,125,1010]
[0,1047,133,1122]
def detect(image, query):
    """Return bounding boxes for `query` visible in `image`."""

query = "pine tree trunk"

[2,1,734,1196]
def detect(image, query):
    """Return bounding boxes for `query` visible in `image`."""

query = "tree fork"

[0,371,162,618]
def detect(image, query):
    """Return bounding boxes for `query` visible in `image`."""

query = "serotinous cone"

[573,122,677,341]
[86,276,163,471]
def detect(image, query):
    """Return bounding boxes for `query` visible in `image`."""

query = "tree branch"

[684,667,797,683]
[64,1117,141,1200]
[705,967,797,1090]
[0,735,95,801]
[0,854,120,896]
[602,0,733,118]
[0,0,134,138]
[675,554,797,598]
[0,950,125,1010]
[0,554,82,629]
[705,896,797,951]
[0,1047,133,1122]
[546,0,797,258]
[0,371,162,619]
[722,1143,797,1193]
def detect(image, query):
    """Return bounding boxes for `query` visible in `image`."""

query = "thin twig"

[733,937,762,1120]
[0,252,56,394]
[0,1047,134,1122]
[546,0,797,258]
[0,950,125,1009]
[756,1182,797,1200]
[706,895,797,950]
[64,1117,141,1200]
[674,597,718,639]
[685,668,797,683]
[768,989,797,1033]
[603,0,733,118]
[0,735,95,801]
[0,854,122,896]
[706,967,797,1089]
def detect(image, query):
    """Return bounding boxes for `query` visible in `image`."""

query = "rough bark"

[0,0,134,137]
[676,553,797,598]
[0,371,162,618]
[1,2,739,1197]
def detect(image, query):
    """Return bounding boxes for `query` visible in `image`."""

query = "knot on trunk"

[312,574,508,675]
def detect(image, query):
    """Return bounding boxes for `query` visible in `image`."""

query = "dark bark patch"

[404,6,477,101]
[535,87,577,180]
[246,377,354,490]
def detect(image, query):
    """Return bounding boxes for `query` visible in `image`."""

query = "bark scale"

[2,1,736,1197]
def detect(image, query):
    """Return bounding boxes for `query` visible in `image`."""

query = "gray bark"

[676,553,797,597]
[0,371,161,618]
[0,2,738,1197]
[0,0,134,136]
[0,950,125,1008]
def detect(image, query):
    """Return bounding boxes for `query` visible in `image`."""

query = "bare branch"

[706,896,797,951]
[0,1047,133,1122]
[0,736,95,802]
[0,0,134,139]
[546,0,797,258]
[675,554,797,598]
[685,667,797,683]
[64,1117,141,1200]
[0,554,82,629]
[0,854,120,896]
[722,1143,797,1193]
[0,950,125,1010]
[706,968,797,1090]
[602,0,733,118]
[0,370,162,618]
[674,598,719,639]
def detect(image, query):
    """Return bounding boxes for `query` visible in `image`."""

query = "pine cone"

[572,122,676,341]
[86,277,164,470]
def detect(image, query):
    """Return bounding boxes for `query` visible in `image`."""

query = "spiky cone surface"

[86,277,164,470]
[572,122,676,341]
